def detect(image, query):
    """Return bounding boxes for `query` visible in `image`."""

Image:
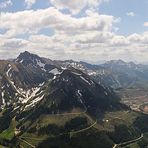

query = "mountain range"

[58,59,148,89]
[0,51,147,148]
[15,51,148,89]
[2,51,146,112]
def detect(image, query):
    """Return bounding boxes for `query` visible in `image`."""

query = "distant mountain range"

[0,51,148,148]
[16,51,148,89]
[1,51,148,111]
[58,59,148,89]
[0,51,123,113]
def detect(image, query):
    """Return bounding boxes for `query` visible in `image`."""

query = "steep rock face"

[0,52,61,109]
[0,52,123,114]
[15,68,122,128]
[15,51,59,72]
[0,61,46,108]
[43,69,120,113]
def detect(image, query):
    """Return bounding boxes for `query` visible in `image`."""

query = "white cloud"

[144,22,148,27]
[0,6,148,63]
[0,0,13,9]
[128,32,148,44]
[50,0,109,15]
[25,0,37,8]
[0,7,119,60]
[126,12,135,17]
[24,0,109,13]
[110,35,130,46]
[50,0,87,15]
[0,8,117,38]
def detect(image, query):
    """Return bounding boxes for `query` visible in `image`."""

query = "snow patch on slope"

[25,94,44,109]
[80,76,93,85]
[77,90,83,104]
[36,59,46,71]
[1,91,6,109]
[72,72,81,76]
[19,59,24,63]
[6,64,12,77]
[22,87,41,104]
[49,68,61,75]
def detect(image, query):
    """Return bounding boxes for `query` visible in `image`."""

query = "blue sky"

[100,0,148,35]
[1,0,147,35]
[0,0,148,63]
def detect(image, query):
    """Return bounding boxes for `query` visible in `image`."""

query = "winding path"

[113,133,143,148]
[20,120,97,148]
[19,98,97,147]
[69,120,97,135]
[19,138,35,148]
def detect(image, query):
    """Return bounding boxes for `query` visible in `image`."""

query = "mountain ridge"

[0,51,147,148]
